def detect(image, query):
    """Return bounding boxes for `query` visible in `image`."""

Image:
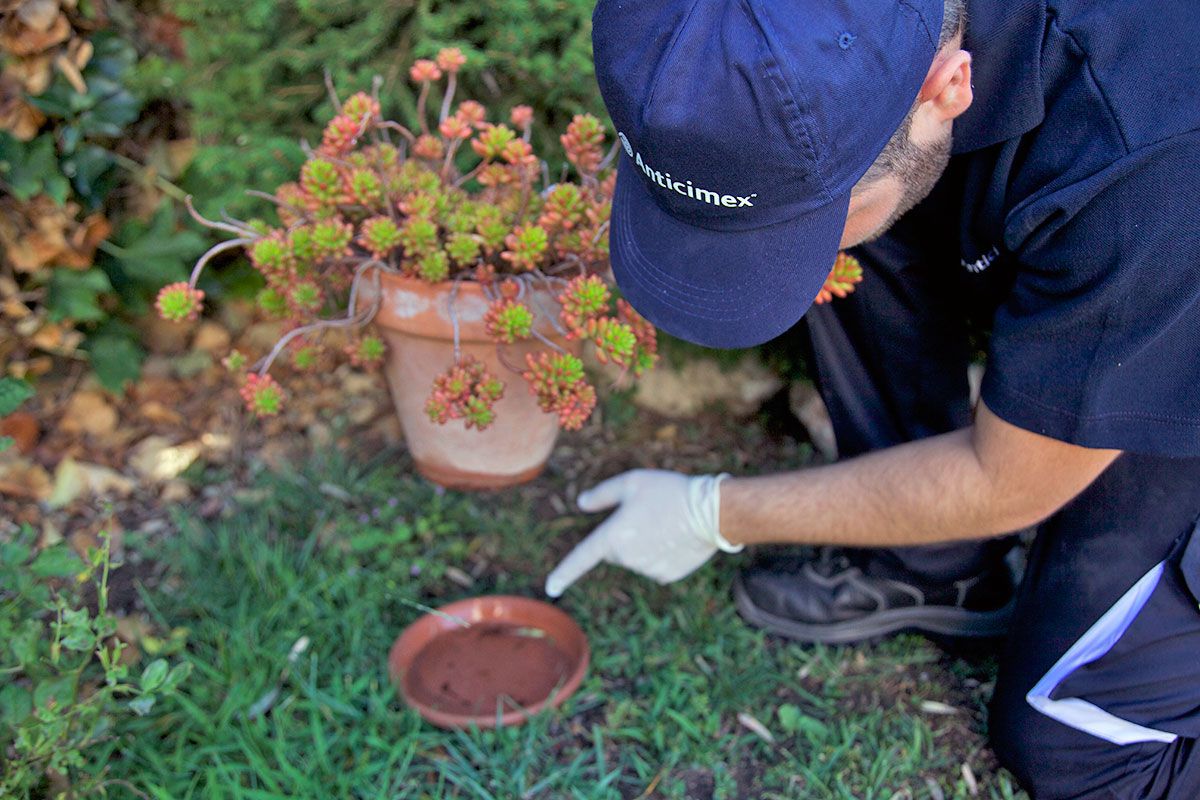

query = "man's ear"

[918,48,973,124]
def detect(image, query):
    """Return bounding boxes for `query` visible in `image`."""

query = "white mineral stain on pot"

[441,292,488,323]
[387,288,432,318]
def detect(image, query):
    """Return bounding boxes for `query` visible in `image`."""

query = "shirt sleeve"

[981,132,1200,456]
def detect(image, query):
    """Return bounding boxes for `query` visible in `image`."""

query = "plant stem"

[416,82,431,135]
[184,195,258,238]
[597,139,622,172]
[245,189,305,219]
[496,345,525,375]
[346,259,387,319]
[439,73,457,124]
[440,137,462,182]
[370,73,384,117]
[448,278,463,364]
[106,150,189,203]
[591,220,611,247]
[256,312,372,376]
[257,260,385,375]
[219,209,261,237]
[379,121,417,143]
[530,327,567,354]
[323,67,342,111]
[189,238,255,288]
[453,162,486,188]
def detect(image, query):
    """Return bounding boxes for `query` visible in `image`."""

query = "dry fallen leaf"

[160,479,191,503]
[0,411,38,453]
[445,566,474,588]
[137,399,184,426]
[961,763,979,796]
[737,711,776,744]
[127,436,202,482]
[47,457,136,508]
[0,93,45,138]
[918,700,959,716]
[192,321,231,355]
[0,195,110,272]
[59,390,119,437]
[17,0,61,32]
[0,11,70,57]
[0,452,52,500]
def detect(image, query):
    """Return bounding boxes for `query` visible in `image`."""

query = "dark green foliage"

[134,0,603,219]
[2,27,205,391]
[0,135,71,205]
[17,31,142,211]
[99,199,208,314]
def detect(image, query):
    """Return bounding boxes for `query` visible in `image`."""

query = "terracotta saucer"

[388,595,589,729]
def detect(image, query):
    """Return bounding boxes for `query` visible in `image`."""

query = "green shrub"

[133,0,603,219]
[0,529,190,799]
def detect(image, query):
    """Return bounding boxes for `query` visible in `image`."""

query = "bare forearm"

[719,409,1119,549]
[720,428,1009,547]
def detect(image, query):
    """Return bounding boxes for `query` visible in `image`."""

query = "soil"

[405,622,573,716]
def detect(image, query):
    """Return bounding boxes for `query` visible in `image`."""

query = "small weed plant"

[0,529,190,799]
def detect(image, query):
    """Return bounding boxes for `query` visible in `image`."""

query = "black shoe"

[733,548,1015,645]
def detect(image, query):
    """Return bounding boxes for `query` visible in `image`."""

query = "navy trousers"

[800,193,1200,798]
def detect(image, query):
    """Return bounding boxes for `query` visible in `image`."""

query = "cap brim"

[610,164,849,349]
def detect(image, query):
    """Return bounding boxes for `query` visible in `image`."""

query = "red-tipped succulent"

[561,114,606,175]
[409,59,442,83]
[522,352,597,431]
[815,252,864,304]
[436,47,467,74]
[484,299,535,343]
[558,274,611,334]
[240,373,285,417]
[159,50,668,433]
[345,335,386,369]
[156,283,205,322]
[425,356,506,431]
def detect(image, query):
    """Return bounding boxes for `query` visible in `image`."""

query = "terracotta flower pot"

[369,270,574,490]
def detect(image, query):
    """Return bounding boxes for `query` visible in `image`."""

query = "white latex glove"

[544,469,744,598]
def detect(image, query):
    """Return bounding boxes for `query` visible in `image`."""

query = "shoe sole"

[732,572,1014,646]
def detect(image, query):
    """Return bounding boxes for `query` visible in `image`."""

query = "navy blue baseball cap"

[594,0,944,348]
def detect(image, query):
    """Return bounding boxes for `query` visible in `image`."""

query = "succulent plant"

[815,252,864,304]
[157,49,662,428]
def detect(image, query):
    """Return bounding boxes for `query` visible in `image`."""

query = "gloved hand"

[544,469,744,598]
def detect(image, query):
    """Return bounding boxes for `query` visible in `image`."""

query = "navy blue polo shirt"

[950,1,1200,456]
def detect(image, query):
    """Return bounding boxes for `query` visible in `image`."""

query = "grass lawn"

[100,431,1030,799]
